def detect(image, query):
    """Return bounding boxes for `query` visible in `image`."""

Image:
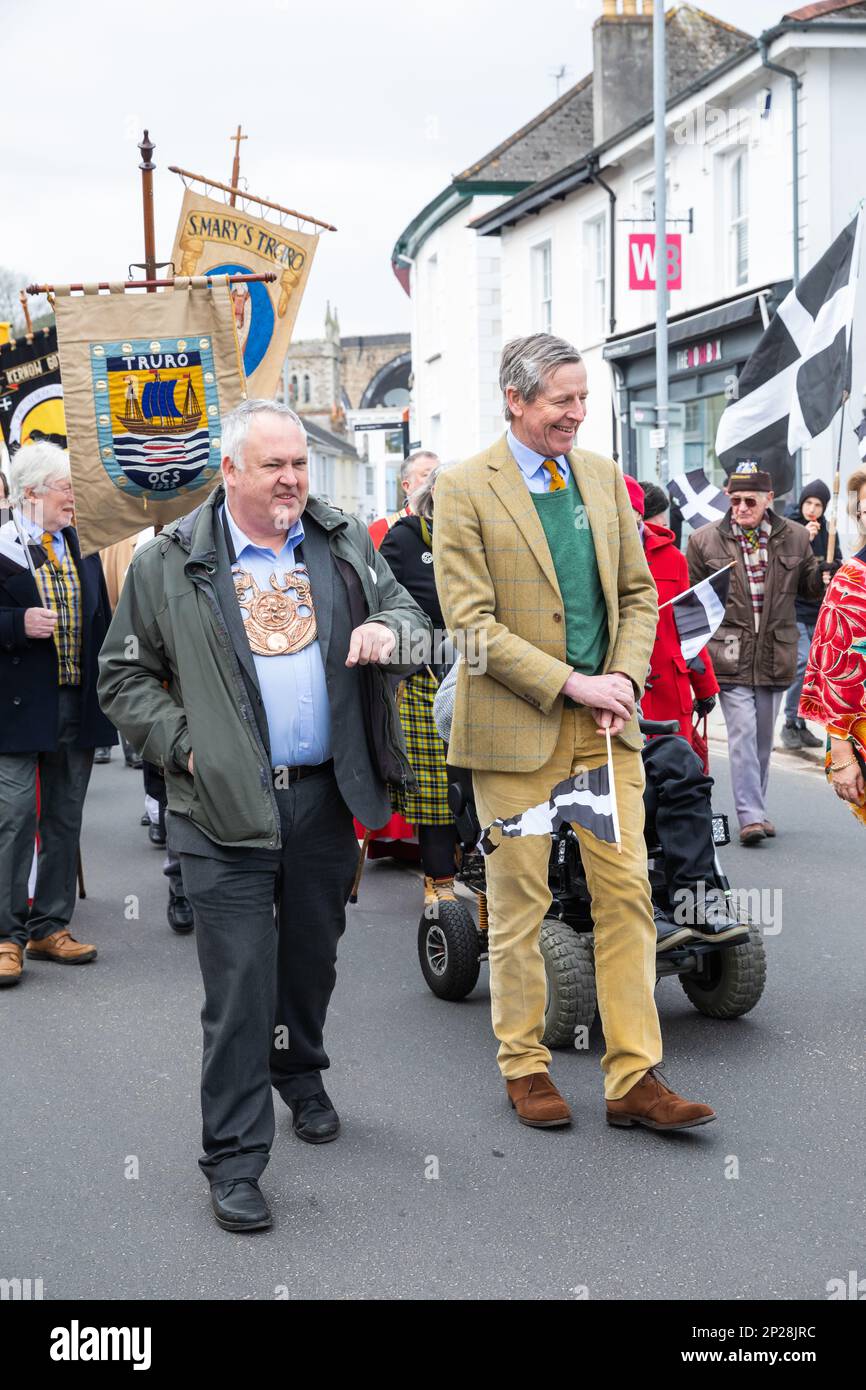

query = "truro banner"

[0,325,66,451]
[53,278,245,555]
[171,189,318,398]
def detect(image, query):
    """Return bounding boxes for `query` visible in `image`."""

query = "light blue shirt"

[222,503,331,769]
[19,510,67,563]
[506,427,570,494]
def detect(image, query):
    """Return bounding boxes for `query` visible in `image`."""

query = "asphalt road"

[2,744,864,1301]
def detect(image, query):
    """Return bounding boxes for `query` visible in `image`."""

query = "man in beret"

[687,462,835,844]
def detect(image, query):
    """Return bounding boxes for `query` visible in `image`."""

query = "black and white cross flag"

[715,210,863,495]
[855,415,866,462]
[663,564,734,661]
[667,468,731,529]
[480,766,617,855]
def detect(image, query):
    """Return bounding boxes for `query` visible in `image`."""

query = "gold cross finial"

[228,125,248,206]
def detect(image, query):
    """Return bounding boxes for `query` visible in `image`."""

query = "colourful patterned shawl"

[800,547,866,825]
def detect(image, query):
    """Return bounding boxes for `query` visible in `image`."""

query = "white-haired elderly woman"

[379,461,459,909]
[0,440,115,986]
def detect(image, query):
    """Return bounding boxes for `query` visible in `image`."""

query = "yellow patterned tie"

[41,531,62,568]
[542,459,566,492]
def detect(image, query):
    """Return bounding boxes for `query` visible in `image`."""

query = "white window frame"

[531,240,553,334]
[729,150,749,288]
[583,214,607,341]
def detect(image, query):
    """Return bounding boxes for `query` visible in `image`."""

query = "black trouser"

[178,769,358,1184]
[642,735,716,899]
[417,824,458,879]
[0,689,94,947]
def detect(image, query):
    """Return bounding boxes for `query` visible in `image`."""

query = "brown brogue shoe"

[739,823,766,846]
[762,820,776,838]
[0,943,24,987]
[506,1072,571,1129]
[26,930,97,965]
[606,1068,715,1131]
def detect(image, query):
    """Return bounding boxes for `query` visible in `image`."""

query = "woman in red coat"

[624,477,719,759]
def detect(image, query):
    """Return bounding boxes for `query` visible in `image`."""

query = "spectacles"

[44,482,75,496]
[730,497,760,509]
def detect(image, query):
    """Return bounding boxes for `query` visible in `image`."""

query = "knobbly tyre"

[417,718,767,1043]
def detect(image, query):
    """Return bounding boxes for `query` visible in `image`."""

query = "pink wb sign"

[628,234,682,291]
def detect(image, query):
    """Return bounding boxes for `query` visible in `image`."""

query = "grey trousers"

[0,689,94,948]
[177,770,359,1185]
[718,684,785,829]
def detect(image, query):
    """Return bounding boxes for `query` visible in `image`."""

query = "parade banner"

[53,277,244,555]
[0,325,67,451]
[170,189,318,398]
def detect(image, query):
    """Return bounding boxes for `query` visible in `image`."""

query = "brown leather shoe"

[607,1069,715,1131]
[506,1072,571,1128]
[26,929,97,964]
[762,820,776,837]
[739,823,766,845]
[0,943,24,987]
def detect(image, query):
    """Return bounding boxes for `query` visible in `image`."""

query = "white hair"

[221,399,307,470]
[9,440,71,504]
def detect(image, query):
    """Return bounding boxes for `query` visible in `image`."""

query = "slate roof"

[453,6,752,187]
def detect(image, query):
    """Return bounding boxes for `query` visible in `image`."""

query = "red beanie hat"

[624,473,645,516]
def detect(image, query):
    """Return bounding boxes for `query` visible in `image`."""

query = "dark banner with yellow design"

[0,325,66,451]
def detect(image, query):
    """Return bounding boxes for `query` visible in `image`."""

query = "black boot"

[167,891,194,934]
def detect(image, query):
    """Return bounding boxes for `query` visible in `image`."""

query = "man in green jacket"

[98,400,430,1233]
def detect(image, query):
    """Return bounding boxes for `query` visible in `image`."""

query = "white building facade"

[399,1,866,530]
[478,7,866,505]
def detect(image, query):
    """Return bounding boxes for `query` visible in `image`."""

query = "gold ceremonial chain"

[233,565,317,656]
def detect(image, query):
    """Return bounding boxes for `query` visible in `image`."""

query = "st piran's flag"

[669,566,733,661]
[715,209,863,495]
[480,768,617,855]
[667,468,730,529]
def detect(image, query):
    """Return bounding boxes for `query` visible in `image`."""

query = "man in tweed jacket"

[433,333,715,1132]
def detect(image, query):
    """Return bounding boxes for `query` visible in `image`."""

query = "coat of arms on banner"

[91,335,221,498]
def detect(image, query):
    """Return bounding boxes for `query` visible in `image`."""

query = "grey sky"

[3,0,789,341]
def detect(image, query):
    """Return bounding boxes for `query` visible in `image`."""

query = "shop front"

[604,281,793,495]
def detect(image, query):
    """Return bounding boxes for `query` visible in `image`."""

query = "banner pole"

[826,388,849,566]
[138,131,157,292]
[229,125,247,208]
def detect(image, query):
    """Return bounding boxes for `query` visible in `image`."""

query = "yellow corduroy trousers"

[472,706,662,1100]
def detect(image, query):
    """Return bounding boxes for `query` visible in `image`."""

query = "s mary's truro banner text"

[171,190,318,398]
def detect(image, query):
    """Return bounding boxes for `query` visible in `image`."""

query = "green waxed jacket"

[97,486,431,849]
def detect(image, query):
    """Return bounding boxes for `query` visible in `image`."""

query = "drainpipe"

[588,165,617,336]
[758,37,801,285]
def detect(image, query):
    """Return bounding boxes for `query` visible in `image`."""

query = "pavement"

[2,736,864,1302]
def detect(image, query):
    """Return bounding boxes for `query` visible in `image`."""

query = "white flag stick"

[9,507,46,603]
[657,560,735,611]
[604,724,622,855]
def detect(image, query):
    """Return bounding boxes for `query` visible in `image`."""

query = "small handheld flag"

[660,563,734,661]
[480,765,617,855]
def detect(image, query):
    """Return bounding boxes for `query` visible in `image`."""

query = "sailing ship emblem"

[91,336,221,500]
[116,371,203,436]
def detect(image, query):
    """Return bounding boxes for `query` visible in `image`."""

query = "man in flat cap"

[687,461,836,844]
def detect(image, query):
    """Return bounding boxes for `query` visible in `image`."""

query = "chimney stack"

[593,0,655,148]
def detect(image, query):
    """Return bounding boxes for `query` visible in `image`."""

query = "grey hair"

[410,460,456,520]
[221,398,307,470]
[499,333,582,422]
[400,449,439,485]
[9,440,71,504]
